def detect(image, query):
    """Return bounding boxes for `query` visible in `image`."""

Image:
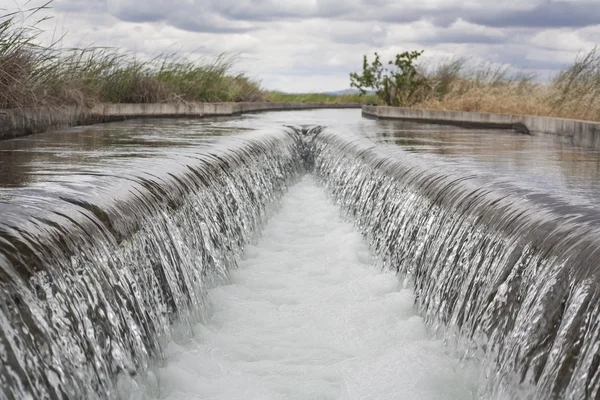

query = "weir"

[0,110,599,399]
[0,127,303,399]
[309,129,600,399]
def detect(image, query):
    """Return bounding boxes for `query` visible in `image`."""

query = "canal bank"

[0,102,362,141]
[6,102,600,152]
[363,105,600,150]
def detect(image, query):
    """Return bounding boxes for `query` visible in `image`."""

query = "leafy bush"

[350,51,427,106]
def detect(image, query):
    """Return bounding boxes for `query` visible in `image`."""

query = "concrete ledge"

[0,102,362,141]
[363,105,600,150]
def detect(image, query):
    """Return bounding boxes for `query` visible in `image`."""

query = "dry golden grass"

[411,50,600,122]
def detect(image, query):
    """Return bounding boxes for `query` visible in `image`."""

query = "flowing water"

[310,127,600,399]
[1,110,600,399]
[135,176,479,400]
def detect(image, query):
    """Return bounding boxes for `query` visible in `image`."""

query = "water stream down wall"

[309,130,600,399]
[0,131,303,399]
[1,125,600,399]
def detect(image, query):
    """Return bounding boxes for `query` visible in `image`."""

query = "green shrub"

[350,51,427,106]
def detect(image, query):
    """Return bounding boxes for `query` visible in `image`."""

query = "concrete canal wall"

[0,102,362,140]
[363,105,600,150]
[4,101,600,150]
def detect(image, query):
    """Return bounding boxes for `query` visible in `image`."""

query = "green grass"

[0,3,264,109]
[265,91,379,104]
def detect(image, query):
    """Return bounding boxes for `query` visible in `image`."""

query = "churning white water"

[141,176,479,400]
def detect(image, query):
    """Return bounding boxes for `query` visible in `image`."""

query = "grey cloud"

[108,8,164,23]
[363,2,598,30]
[300,0,598,30]
[54,0,107,13]
[329,26,389,46]
[279,63,354,77]
[165,12,255,33]
[105,0,255,33]
[451,44,574,74]
[492,49,573,71]
[106,0,181,22]
[56,0,600,31]
[209,0,354,22]
[315,0,361,18]
[419,32,506,45]
[467,2,600,28]
[107,0,418,24]
[328,21,506,47]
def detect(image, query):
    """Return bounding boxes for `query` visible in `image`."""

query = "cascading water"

[1,110,600,400]
[309,129,600,399]
[133,174,481,400]
[0,131,303,399]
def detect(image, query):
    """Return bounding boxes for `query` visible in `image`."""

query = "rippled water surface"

[0,117,253,189]
[364,120,600,207]
[266,110,600,206]
[3,110,600,203]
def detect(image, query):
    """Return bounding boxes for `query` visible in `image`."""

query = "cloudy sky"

[5,0,600,92]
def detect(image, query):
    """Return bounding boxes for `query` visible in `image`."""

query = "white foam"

[138,176,480,400]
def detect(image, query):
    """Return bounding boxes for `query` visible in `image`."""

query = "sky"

[4,0,600,92]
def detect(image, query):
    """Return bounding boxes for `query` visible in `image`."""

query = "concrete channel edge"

[0,102,362,141]
[362,105,600,150]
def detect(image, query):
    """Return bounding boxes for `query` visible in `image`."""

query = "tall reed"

[0,3,263,109]
[413,49,600,122]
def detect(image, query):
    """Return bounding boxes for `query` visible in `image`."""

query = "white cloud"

[3,0,599,92]
[530,29,597,52]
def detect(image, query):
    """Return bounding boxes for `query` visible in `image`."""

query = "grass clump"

[415,50,600,122]
[0,3,263,109]
[416,60,543,115]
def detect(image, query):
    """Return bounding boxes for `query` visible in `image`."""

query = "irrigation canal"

[1,110,600,399]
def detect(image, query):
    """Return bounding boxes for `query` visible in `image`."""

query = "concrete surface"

[0,102,362,140]
[363,105,600,150]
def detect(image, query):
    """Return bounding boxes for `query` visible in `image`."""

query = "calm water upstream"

[2,109,599,203]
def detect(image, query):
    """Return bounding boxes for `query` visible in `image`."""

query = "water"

[0,125,303,399]
[2,110,600,399]
[311,129,600,399]
[138,176,479,400]
[4,111,600,205]
[362,119,600,207]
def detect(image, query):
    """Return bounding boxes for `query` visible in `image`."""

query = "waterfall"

[0,131,303,399]
[310,129,600,399]
[2,120,600,399]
